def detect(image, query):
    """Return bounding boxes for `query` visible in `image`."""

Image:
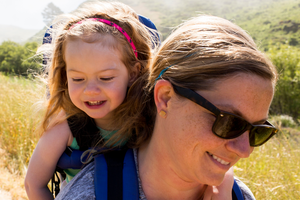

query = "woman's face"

[159,73,274,186]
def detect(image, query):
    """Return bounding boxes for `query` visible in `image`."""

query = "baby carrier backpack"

[56,148,245,200]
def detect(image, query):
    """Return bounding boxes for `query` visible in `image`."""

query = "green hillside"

[132,0,300,50]
[27,0,300,50]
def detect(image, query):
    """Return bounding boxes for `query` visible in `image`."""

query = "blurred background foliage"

[0,41,41,77]
[2,0,300,121]
[0,0,300,199]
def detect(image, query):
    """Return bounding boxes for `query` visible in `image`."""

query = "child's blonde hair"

[38,1,153,147]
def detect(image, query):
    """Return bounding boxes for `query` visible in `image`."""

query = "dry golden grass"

[235,129,300,200]
[0,148,27,200]
[0,73,299,199]
[0,73,45,199]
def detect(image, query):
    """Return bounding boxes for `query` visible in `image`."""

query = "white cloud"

[0,0,86,30]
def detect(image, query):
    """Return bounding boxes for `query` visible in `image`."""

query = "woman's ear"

[154,80,173,113]
[128,62,141,86]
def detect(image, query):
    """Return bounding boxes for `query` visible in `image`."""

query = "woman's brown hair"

[114,15,278,148]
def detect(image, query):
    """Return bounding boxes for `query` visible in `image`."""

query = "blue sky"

[0,0,86,30]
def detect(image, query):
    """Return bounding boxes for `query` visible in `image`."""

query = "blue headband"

[154,64,174,82]
[154,53,195,82]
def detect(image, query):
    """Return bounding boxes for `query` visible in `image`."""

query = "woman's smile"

[207,152,230,166]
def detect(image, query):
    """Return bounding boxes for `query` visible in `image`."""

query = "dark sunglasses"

[172,84,278,147]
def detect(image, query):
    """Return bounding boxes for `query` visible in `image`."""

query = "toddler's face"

[65,38,130,129]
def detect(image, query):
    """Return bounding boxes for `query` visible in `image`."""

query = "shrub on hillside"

[0,41,42,77]
[269,114,297,128]
[268,45,300,121]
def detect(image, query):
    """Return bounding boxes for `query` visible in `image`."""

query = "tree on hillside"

[0,41,42,76]
[269,45,300,121]
[42,2,64,26]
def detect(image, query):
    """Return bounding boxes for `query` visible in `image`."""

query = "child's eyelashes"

[100,77,114,81]
[72,78,85,82]
[69,77,115,82]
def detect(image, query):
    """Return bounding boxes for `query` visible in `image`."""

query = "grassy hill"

[0,25,39,45]
[131,0,300,50]
[109,0,300,50]
[2,0,298,51]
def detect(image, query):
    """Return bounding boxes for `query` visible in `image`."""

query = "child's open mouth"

[86,101,105,106]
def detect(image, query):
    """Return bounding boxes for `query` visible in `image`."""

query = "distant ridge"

[0,24,39,44]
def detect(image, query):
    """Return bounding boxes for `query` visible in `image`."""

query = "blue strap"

[138,15,160,47]
[94,152,108,199]
[94,149,139,200]
[58,148,242,200]
[57,148,85,169]
[122,149,139,199]
[232,179,244,200]
[42,25,52,66]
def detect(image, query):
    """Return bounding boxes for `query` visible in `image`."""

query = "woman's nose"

[226,131,254,158]
[84,81,101,95]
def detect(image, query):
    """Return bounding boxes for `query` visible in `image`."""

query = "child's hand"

[203,167,234,200]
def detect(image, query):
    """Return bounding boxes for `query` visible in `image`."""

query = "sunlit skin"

[65,36,132,129]
[138,73,274,199]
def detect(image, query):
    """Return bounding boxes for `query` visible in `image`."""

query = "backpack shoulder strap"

[94,149,244,200]
[56,147,85,169]
[232,178,244,200]
[94,148,139,200]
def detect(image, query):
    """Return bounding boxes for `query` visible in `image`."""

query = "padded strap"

[94,153,108,199]
[105,149,127,199]
[67,116,101,151]
[232,179,244,200]
[94,149,139,200]
[122,149,139,200]
[57,148,85,169]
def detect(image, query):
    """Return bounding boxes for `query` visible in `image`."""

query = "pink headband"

[70,18,138,58]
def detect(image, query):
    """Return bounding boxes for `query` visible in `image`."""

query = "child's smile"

[65,36,131,128]
[84,100,106,109]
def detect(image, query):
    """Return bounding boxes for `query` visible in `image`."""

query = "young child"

[25,2,153,200]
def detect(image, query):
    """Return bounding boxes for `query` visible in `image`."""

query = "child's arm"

[203,167,234,200]
[25,119,73,200]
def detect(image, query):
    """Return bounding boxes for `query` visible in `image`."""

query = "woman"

[55,15,278,200]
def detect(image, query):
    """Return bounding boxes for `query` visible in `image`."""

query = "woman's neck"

[138,135,206,200]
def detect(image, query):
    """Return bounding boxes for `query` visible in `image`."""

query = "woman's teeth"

[208,152,230,165]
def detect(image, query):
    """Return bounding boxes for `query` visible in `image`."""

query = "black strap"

[64,146,73,157]
[51,170,62,198]
[104,149,128,200]
[232,188,238,200]
[67,115,101,151]
[50,147,70,197]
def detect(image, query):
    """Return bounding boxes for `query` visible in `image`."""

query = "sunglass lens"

[249,127,276,146]
[213,114,248,139]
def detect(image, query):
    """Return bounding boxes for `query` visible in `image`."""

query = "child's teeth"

[88,101,103,105]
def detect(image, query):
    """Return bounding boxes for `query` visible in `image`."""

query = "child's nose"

[84,82,101,95]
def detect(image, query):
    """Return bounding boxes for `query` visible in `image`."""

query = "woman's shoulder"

[235,177,256,200]
[55,161,96,200]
